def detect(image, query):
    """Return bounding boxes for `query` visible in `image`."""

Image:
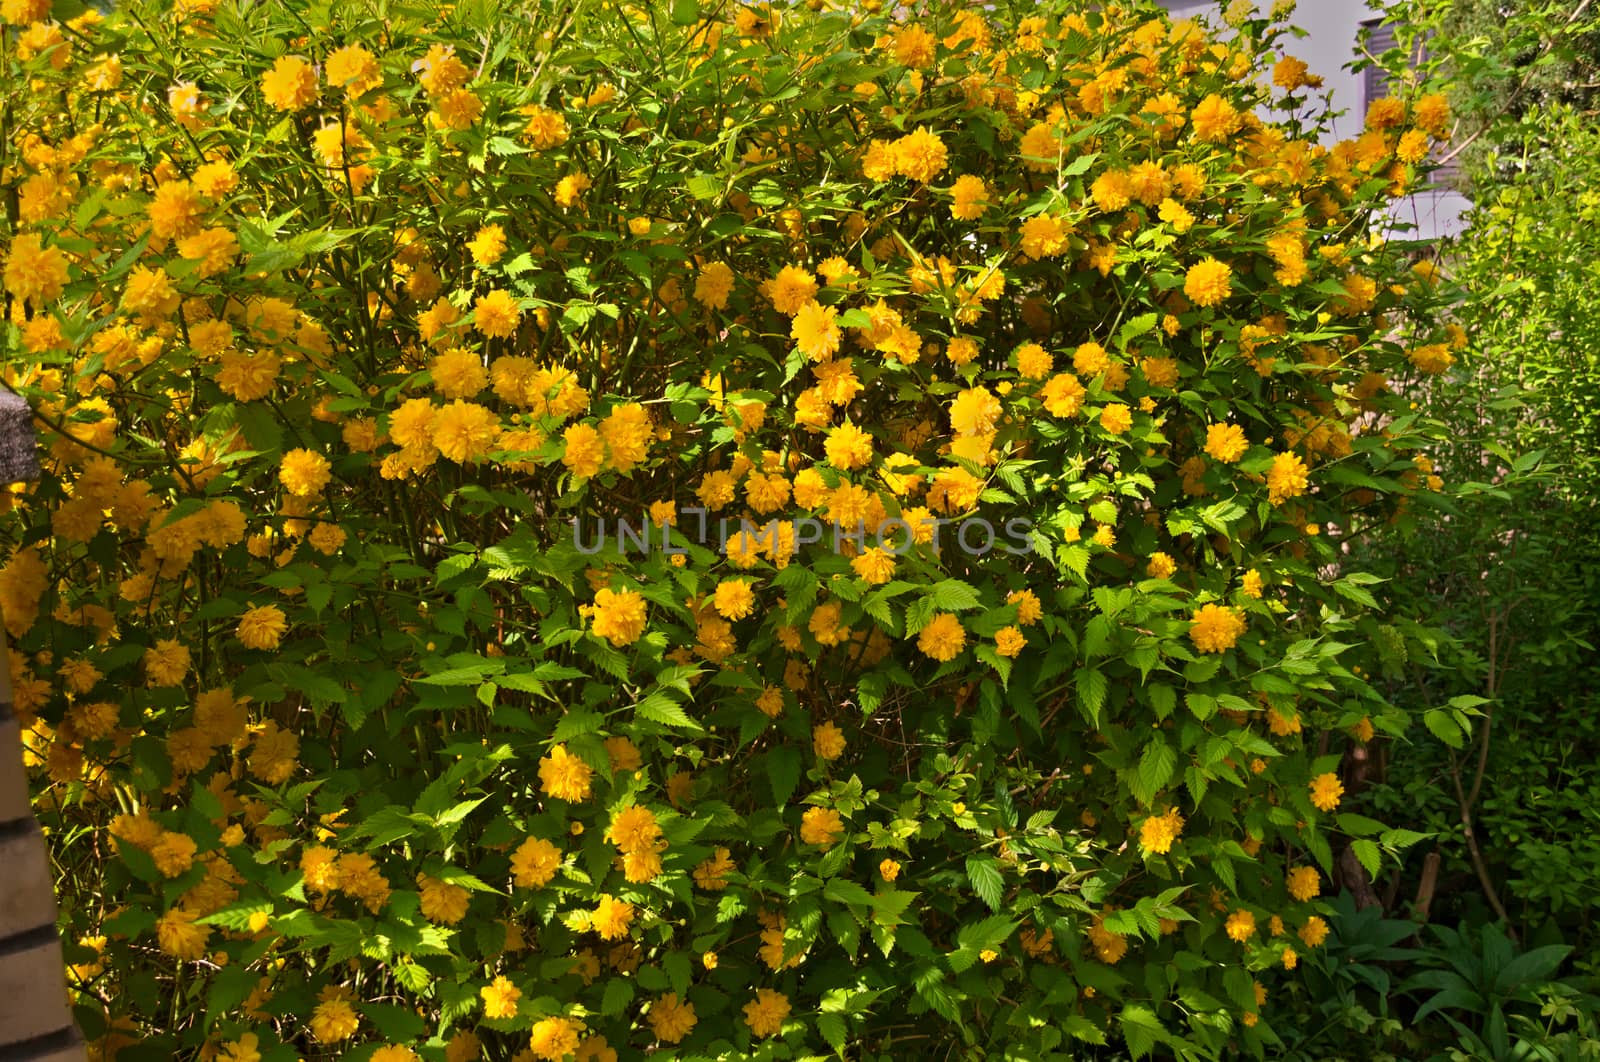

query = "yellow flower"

[791,300,841,361]
[606,804,662,857]
[743,988,791,1038]
[1099,403,1133,435]
[1266,451,1310,505]
[1041,373,1086,417]
[907,609,967,661]
[1242,569,1264,598]
[481,975,521,1019]
[648,992,698,1044]
[1309,772,1344,812]
[1189,603,1246,653]
[879,858,901,882]
[695,262,735,310]
[1204,423,1248,463]
[261,55,317,111]
[1287,866,1321,903]
[309,998,360,1043]
[1184,258,1233,307]
[1299,915,1330,947]
[1191,93,1240,142]
[236,605,287,651]
[473,289,522,338]
[590,894,634,940]
[813,721,845,761]
[279,448,332,496]
[529,1016,582,1061]
[893,126,948,182]
[799,806,844,847]
[1225,909,1257,943]
[950,386,1002,438]
[949,174,989,220]
[764,264,818,315]
[418,873,470,924]
[1146,552,1177,579]
[143,638,191,686]
[590,587,647,646]
[825,422,874,470]
[511,836,562,888]
[994,626,1026,657]
[1139,808,1184,855]
[326,43,382,96]
[538,744,594,802]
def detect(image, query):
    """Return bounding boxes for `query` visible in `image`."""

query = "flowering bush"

[1,0,1459,1057]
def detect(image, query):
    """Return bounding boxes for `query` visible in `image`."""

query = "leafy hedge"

[0,0,1460,1058]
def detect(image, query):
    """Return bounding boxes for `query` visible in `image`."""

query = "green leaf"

[965,855,1004,911]
[634,691,702,730]
[930,579,983,611]
[768,746,802,807]
[1131,740,1177,806]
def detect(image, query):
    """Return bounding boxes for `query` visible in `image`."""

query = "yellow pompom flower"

[590,894,634,940]
[590,587,647,646]
[261,55,317,111]
[917,612,967,662]
[1286,866,1321,903]
[1100,403,1133,434]
[473,289,522,338]
[309,998,360,1043]
[800,806,845,847]
[480,975,521,1019]
[1299,915,1330,947]
[236,605,287,651]
[813,721,845,761]
[1309,772,1344,812]
[1225,909,1257,943]
[279,448,332,496]
[1266,451,1310,505]
[743,988,791,1038]
[1184,258,1233,307]
[649,993,698,1045]
[511,836,562,888]
[1189,603,1246,653]
[1146,552,1177,579]
[1204,423,1248,463]
[1139,808,1185,855]
[791,300,841,361]
[538,744,593,802]
[528,1017,582,1061]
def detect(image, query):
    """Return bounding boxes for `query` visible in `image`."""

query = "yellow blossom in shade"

[1100,403,1133,434]
[157,907,211,961]
[893,126,948,182]
[1266,451,1310,504]
[1287,866,1321,903]
[825,422,874,470]
[261,55,317,111]
[694,262,735,310]
[538,744,593,802]
[511,836,562,887]
[1299,915,1330,947]
[371,1048,419,1062]
[606,804,662,857]
[604,735,641,774]
[237,605,286,650]
[1087,916,1127,963]
[1310,772,1344,812]
[764,264,818,315]
[1184,258,1232,307]
[917,612,967,662]
[1205,423,1248,463]
[791,300,841,361]
[1007,589,1042,625]
[481,975,522,1019]
[1225,909,1257,943]
[473,289,521,338]
[949,174,989,220]
[1190,603,1246,653]
[1351,716,1376,743]
[994,626,1026,657]
[279,448,332,496]
[879,858,902,882]
[800,806,844,847]
[1139,808,1185,855]
[150,831,197,877]
[1147,552,1177,579]
[418,873,470,924]
[1242,569,1264,598]
[813,721,845,760]
[743,989,791,1038]
[529,1017,582,1061]
[693,847,735,890]
[590,587,647,646]
[591,894,634,940]
[143,639,191,686]
[712,579,754,620]
[648,993,698,1044]
[309,999,360,1043]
